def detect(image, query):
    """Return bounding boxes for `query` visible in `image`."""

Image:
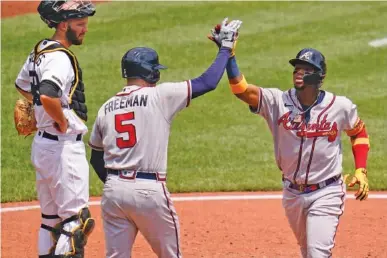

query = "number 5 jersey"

[88,82,191,172]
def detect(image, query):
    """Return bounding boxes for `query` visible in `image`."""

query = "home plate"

[368,37,387,47]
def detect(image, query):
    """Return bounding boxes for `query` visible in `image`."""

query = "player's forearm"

[227,56,244,87]
[226,55,241,80]
[16,85,33,103]
[348,123,370,169]
[40,95,67,125]
[226,57,260,108]
[190,47,230,99]
[90,149,107,183]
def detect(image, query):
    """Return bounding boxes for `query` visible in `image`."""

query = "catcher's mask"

[38,0,96,28]
[289,48,327,87]
[121,47,167,84]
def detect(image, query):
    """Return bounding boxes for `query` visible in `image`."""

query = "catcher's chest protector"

[33,40,88,122]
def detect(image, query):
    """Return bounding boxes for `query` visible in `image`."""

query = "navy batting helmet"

[121,47,167,84]
[289,48,327,86]
[38,0,96,28]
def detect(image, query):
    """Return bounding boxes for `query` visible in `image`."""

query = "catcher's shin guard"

[40,208,95,258]
[65,207,95,257]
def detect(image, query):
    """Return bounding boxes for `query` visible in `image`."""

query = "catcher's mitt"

[14,98,37,136]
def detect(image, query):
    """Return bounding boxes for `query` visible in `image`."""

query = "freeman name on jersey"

[104,94,148,114]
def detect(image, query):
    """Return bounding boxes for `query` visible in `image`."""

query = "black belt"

[283,174,341,193]
[107,169,166,181]
[38,131,82,141]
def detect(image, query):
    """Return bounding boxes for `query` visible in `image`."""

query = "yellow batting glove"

[345,168,369,201]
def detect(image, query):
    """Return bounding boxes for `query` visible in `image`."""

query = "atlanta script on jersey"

[250,88,358,185]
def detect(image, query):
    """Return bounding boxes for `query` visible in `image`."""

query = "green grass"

[2,1,387,202]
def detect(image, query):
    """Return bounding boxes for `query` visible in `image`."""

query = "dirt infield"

[1,1,39,18]
[2,3,386,258]
[2,192,387,258]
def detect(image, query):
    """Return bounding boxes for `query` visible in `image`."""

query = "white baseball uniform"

[15,39,89,256]
[250,87,358,258]
[89,81,191,258]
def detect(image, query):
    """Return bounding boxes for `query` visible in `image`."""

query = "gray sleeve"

[156,81,191,123]
[88,113,104,150]
[249,87,283,122]
[340,96,359,131]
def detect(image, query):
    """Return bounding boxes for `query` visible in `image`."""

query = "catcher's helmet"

[289,48,327,86]
[121,47,167,84]
[38,0,96,28]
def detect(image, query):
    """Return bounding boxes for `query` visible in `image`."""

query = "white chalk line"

[2,194,387,213]
[368,37,387,47]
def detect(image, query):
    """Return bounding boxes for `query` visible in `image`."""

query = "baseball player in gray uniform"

[209,28,370,258]
[14,1,96,257]
[88,18,242,258]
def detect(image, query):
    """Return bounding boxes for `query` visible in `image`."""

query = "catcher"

[14,1,96,257]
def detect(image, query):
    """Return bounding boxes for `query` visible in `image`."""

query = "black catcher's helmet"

[38,0,96,28]
[121,47,167,84]
[289,48,327,86]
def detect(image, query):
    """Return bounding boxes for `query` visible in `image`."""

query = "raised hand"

[207,18,242,56]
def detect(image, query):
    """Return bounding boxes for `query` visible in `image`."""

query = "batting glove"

[207,18,242,55]
[345,168,369,201]
[208,23,222,48]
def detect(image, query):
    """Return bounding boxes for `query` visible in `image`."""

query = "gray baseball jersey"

[250,88,358,185]
[89,81,191,173]
[89,81,191,258]
[251,87,357,257]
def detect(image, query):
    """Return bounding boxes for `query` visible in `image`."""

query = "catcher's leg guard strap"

[42,214,61,220]
[40,213,61,255]
[56,207,95,257]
